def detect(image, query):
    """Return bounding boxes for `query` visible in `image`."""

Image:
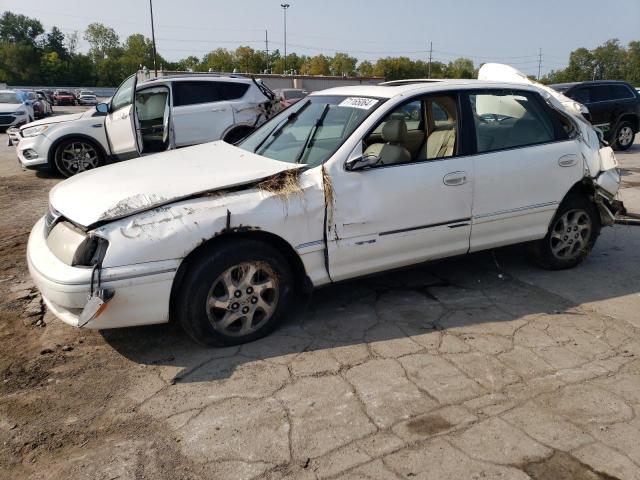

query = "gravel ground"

[1,109,640,479]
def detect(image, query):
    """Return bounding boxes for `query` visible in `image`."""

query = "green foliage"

[1,10,639,88]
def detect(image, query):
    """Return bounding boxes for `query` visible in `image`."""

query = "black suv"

[550,81,640,151]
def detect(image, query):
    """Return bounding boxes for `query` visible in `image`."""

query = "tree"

[84,23,119,63]
[446,58,475,79]
[202,48,235,72]
[0,12,43,45]
[43,26,68,60]
[306,54,330,76]
[357,60,374,77]
[120,34,160,74]
[176,55,200,72]
[331,52,357,76]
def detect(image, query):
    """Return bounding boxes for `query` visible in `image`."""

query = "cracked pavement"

[1,120,640,479]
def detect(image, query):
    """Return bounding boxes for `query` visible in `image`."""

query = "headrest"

[382,119,408,143]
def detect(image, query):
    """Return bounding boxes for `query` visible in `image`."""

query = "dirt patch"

[405,414,453,436]
[257,169,303,197]
[524,452,620,480]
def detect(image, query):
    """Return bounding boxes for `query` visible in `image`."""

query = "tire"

[528,194,601,270]
[53,138,104,177]
[611,121,635,151]
[175,239,295,346]
[224,127,254,145]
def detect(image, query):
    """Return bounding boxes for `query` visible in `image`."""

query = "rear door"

[171,81,234,146]
[104,74,140,159]
[467,89,582,251]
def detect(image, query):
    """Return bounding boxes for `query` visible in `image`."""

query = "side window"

[589,85,612,103]
[569,87,590,104]
[217,82,250,100]
[173,81,220,107]
[362,94,459,167]
[111,75,136,112]
[609,84,635,100]
[471,91,555,153]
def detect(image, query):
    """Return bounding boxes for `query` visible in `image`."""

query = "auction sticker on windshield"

[338,97,378,110]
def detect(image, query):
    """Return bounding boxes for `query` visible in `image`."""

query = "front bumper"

[27,217,178,329]
[0,113,29,128]
[15,133,53,168]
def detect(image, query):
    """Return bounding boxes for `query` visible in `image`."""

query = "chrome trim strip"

[296,239,324,250]
[473,201,558,220]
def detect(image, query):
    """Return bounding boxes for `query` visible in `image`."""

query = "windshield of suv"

[239,95,383,168]
[0,92,21,104]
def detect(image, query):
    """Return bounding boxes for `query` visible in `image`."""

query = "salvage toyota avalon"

[27,65,623,346]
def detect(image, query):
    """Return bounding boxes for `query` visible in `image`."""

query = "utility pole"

[537,48,542,80]
[149,0,158,76]
[428,41,433,78]
[265,29,269,73]
[281,3,290,74]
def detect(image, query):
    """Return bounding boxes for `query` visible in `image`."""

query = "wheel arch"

[169,229,311,320]
[47,133,110,171]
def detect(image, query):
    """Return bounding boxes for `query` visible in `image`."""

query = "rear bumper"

[28,217,178,329]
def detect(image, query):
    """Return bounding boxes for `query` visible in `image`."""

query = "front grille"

[0,115,15,125]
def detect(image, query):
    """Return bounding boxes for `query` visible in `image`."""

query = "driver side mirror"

[345,154,380,171]
[96,103,109,114]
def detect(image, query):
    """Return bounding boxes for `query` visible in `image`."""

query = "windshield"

[239,95,383,168]
[0,92,20,104]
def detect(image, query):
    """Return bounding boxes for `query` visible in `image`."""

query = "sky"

[1,0,639,76]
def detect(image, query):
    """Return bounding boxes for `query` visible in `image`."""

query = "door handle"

[120,113,129,119]
[558,154,578,167]
[443,171,467,186]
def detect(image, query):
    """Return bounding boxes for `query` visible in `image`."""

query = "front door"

[327,93,474,281]
[104,74,139,159]
[466,89,583,251]
[171,81,234,146]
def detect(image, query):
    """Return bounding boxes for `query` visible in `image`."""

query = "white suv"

[13,74,277,177]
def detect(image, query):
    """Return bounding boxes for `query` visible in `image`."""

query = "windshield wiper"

[254,100,311,154]
[294,103,330,164]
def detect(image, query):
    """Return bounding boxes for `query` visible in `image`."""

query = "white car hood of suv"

[25,109,95,128]
[0,102,26,113]
[49,141,302,228]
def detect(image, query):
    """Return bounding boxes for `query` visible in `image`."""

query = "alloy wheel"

[550,209,592,260]
[206,261,279,336]
[618,126,633,147]
[60,142,100,175]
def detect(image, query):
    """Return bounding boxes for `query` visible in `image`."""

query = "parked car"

[35,90,53,105]
[52,90,76,106]
[30,91,53,119]
[26,66,623,346]
[13,74,278,177]
[274,88,308,109]
[77,92,98,106]
[550,80,640,150]
[0,90,34,130]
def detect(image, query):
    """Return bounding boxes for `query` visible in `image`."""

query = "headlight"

[46,221,109,266]
[21,125,50,138]
[15,110,26,115]
[72,235,109,267]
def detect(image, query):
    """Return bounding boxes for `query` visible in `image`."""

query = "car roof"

[550,80,632,90]
[310,80,542,99]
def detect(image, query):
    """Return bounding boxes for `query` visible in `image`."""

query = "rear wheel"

[612,121,635,151]
[176,239,294,346]
[53,138,104,177]
[528,194,601,270]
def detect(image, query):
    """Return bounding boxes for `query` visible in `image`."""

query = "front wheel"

[527,195,601,270]
[612,121,635,151]
[53,138,104,177]
[175,239,294,346]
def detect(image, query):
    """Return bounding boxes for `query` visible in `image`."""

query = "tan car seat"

[363,119,412,166]
[421,125,456,160]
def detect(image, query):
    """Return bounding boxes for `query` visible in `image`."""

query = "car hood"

[0,102,25,112]
[49,141,302,228]
[23,109,95,128]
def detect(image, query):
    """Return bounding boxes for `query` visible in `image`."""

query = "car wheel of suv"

[176,239,294,346]
[53,138,104,177]
[612,121,635,151]
[528,194,601,270]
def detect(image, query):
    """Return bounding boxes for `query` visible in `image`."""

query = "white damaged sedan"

[28,66,623,345]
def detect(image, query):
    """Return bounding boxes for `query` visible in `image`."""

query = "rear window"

[609,84,635,100]
[172,81,220,106]
[217,82,249,100]
[569,87,590,104]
